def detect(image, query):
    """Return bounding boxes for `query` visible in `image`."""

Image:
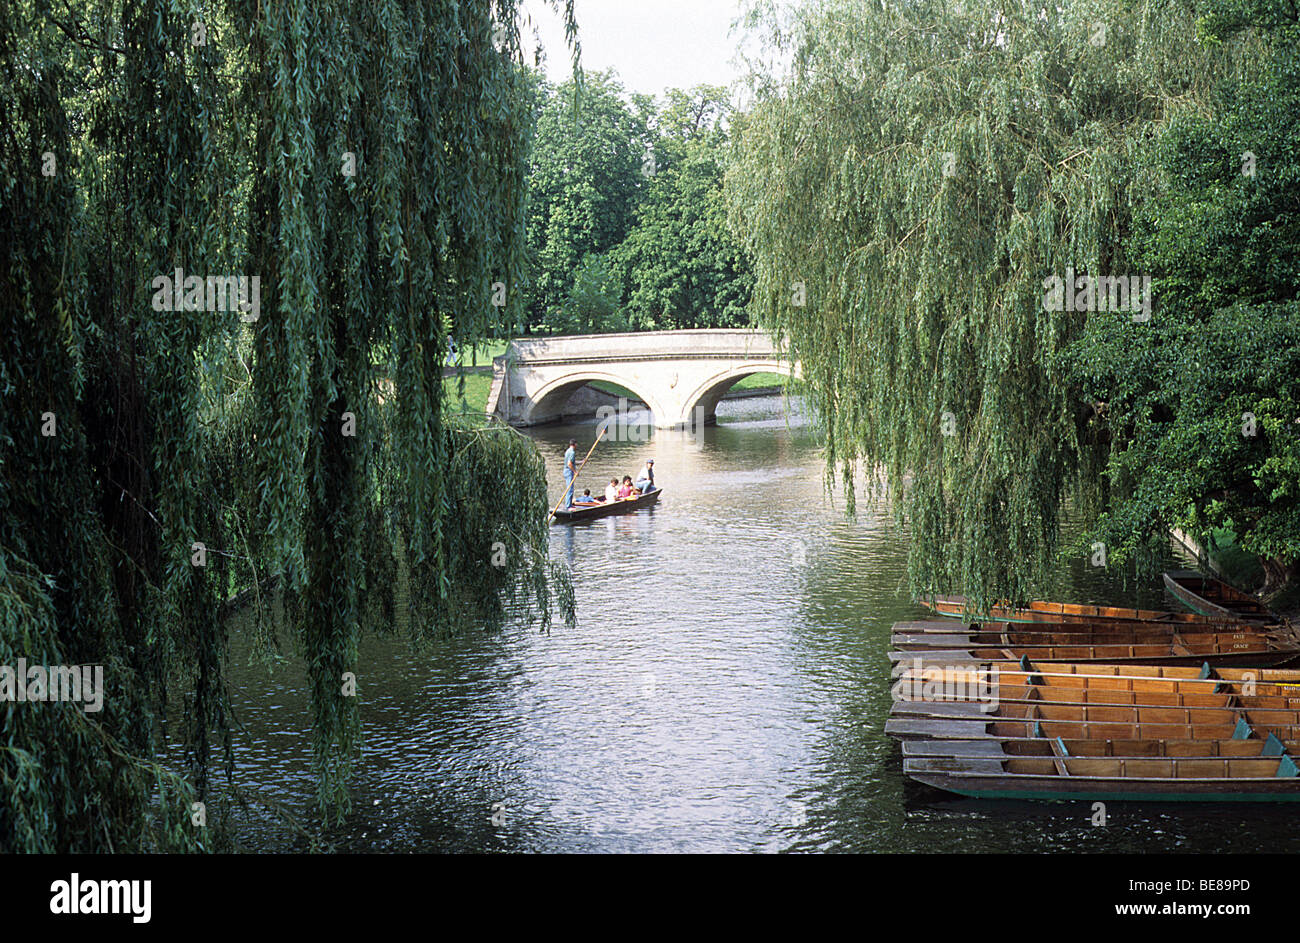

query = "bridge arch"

[677,361,800,426]
[523,370,667,426]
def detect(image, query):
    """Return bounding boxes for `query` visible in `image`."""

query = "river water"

[224,394,1300,852]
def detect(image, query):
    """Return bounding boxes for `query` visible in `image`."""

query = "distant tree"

[543,253,628,335]
[526,71,651,331]
[615,85,753,329]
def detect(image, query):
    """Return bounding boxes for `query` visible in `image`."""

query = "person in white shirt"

[634,459,655,493]
[604,478,619,503]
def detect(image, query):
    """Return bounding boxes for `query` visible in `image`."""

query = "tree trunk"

[1260,556,1300,597]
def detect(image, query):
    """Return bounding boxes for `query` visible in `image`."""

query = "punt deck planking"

[890,659,1300,800]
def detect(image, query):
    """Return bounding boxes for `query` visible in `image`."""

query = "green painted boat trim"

[940,787,1300,802]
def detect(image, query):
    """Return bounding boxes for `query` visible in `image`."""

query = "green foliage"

[615,86,753,330]
[1,0,218,851]
[726,0,1248,610]
[526,71,652,330]
[525,76,751,332]
[1,0,577,847]
[543,252,628,334]
[1064,0,1300,591]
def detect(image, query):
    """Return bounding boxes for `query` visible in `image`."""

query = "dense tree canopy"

[526,71,652,332]
[615,86,753,330]
[726,0,1272,608]
[1064,0,1300,593]
[2,0,576,851]
[525,75,751,333]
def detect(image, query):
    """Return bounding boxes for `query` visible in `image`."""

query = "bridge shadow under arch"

[524,371,665,426]
[679,362,800,427]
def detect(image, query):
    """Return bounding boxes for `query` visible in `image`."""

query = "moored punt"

[902,756,1300,801]
[893,618,1280,638]
[888,620,1300,668]
[1163,569,1274,623]
[551,486,662,523]
[920,594,1217,624]
[890,661,1300,800]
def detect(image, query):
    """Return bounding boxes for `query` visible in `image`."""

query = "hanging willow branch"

[727,0,1249,613]
[1,0,580,847]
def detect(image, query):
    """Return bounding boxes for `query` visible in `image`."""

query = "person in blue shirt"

[562,439,577,508]
[634,458,654,493]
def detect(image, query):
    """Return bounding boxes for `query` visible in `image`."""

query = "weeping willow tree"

[1,0,577,851]
[727,0,1256,610]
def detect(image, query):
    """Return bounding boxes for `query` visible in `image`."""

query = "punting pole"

[546,418,611,524]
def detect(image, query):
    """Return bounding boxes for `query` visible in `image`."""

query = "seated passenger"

[574,488,599,505]
[604,479,619,503]
[617,476,635,500]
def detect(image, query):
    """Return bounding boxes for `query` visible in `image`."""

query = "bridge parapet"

[503,329,782,365]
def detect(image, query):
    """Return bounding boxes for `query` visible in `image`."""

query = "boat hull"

[921,595,1217,624]
[889,659,1300,802]
[552,487,662,523]
[888,620,1300,668]
[890,648,1300,668]
[1163,569,1274,623]
[906,763,1300,802]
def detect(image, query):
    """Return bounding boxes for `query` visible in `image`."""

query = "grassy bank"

[444,372,496,415]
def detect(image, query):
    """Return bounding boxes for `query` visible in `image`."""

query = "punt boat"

[1163,569,1274,624]
[888,620,1300,668]
[920,594,1218,625]
[551,486,662,523]
[893,618,1281,640]
[889,661,1300,800]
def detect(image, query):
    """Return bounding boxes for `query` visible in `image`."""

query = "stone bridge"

[486,329,797,428]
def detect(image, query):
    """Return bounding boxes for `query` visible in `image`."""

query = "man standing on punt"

[562,438,577,509]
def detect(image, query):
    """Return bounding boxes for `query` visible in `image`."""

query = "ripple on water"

[222,396,1300,853]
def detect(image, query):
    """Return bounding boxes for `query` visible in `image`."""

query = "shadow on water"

[219,393,1300,852]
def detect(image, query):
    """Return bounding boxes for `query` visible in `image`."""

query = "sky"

[520,0,757,98]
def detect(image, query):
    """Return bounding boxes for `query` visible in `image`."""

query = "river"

[223,393,1300,852]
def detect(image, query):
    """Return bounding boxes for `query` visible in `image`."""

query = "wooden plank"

[901,740,1009,758]
[884,718,996,739]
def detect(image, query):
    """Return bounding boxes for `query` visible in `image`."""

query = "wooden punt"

[893,619,1279,638]
[890,661,1300,800]
[551,486,662,523]
[902,755,1300,800]
[920,595,1217,624]
[888,621,1300,668]
[1163,569,1274,623]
